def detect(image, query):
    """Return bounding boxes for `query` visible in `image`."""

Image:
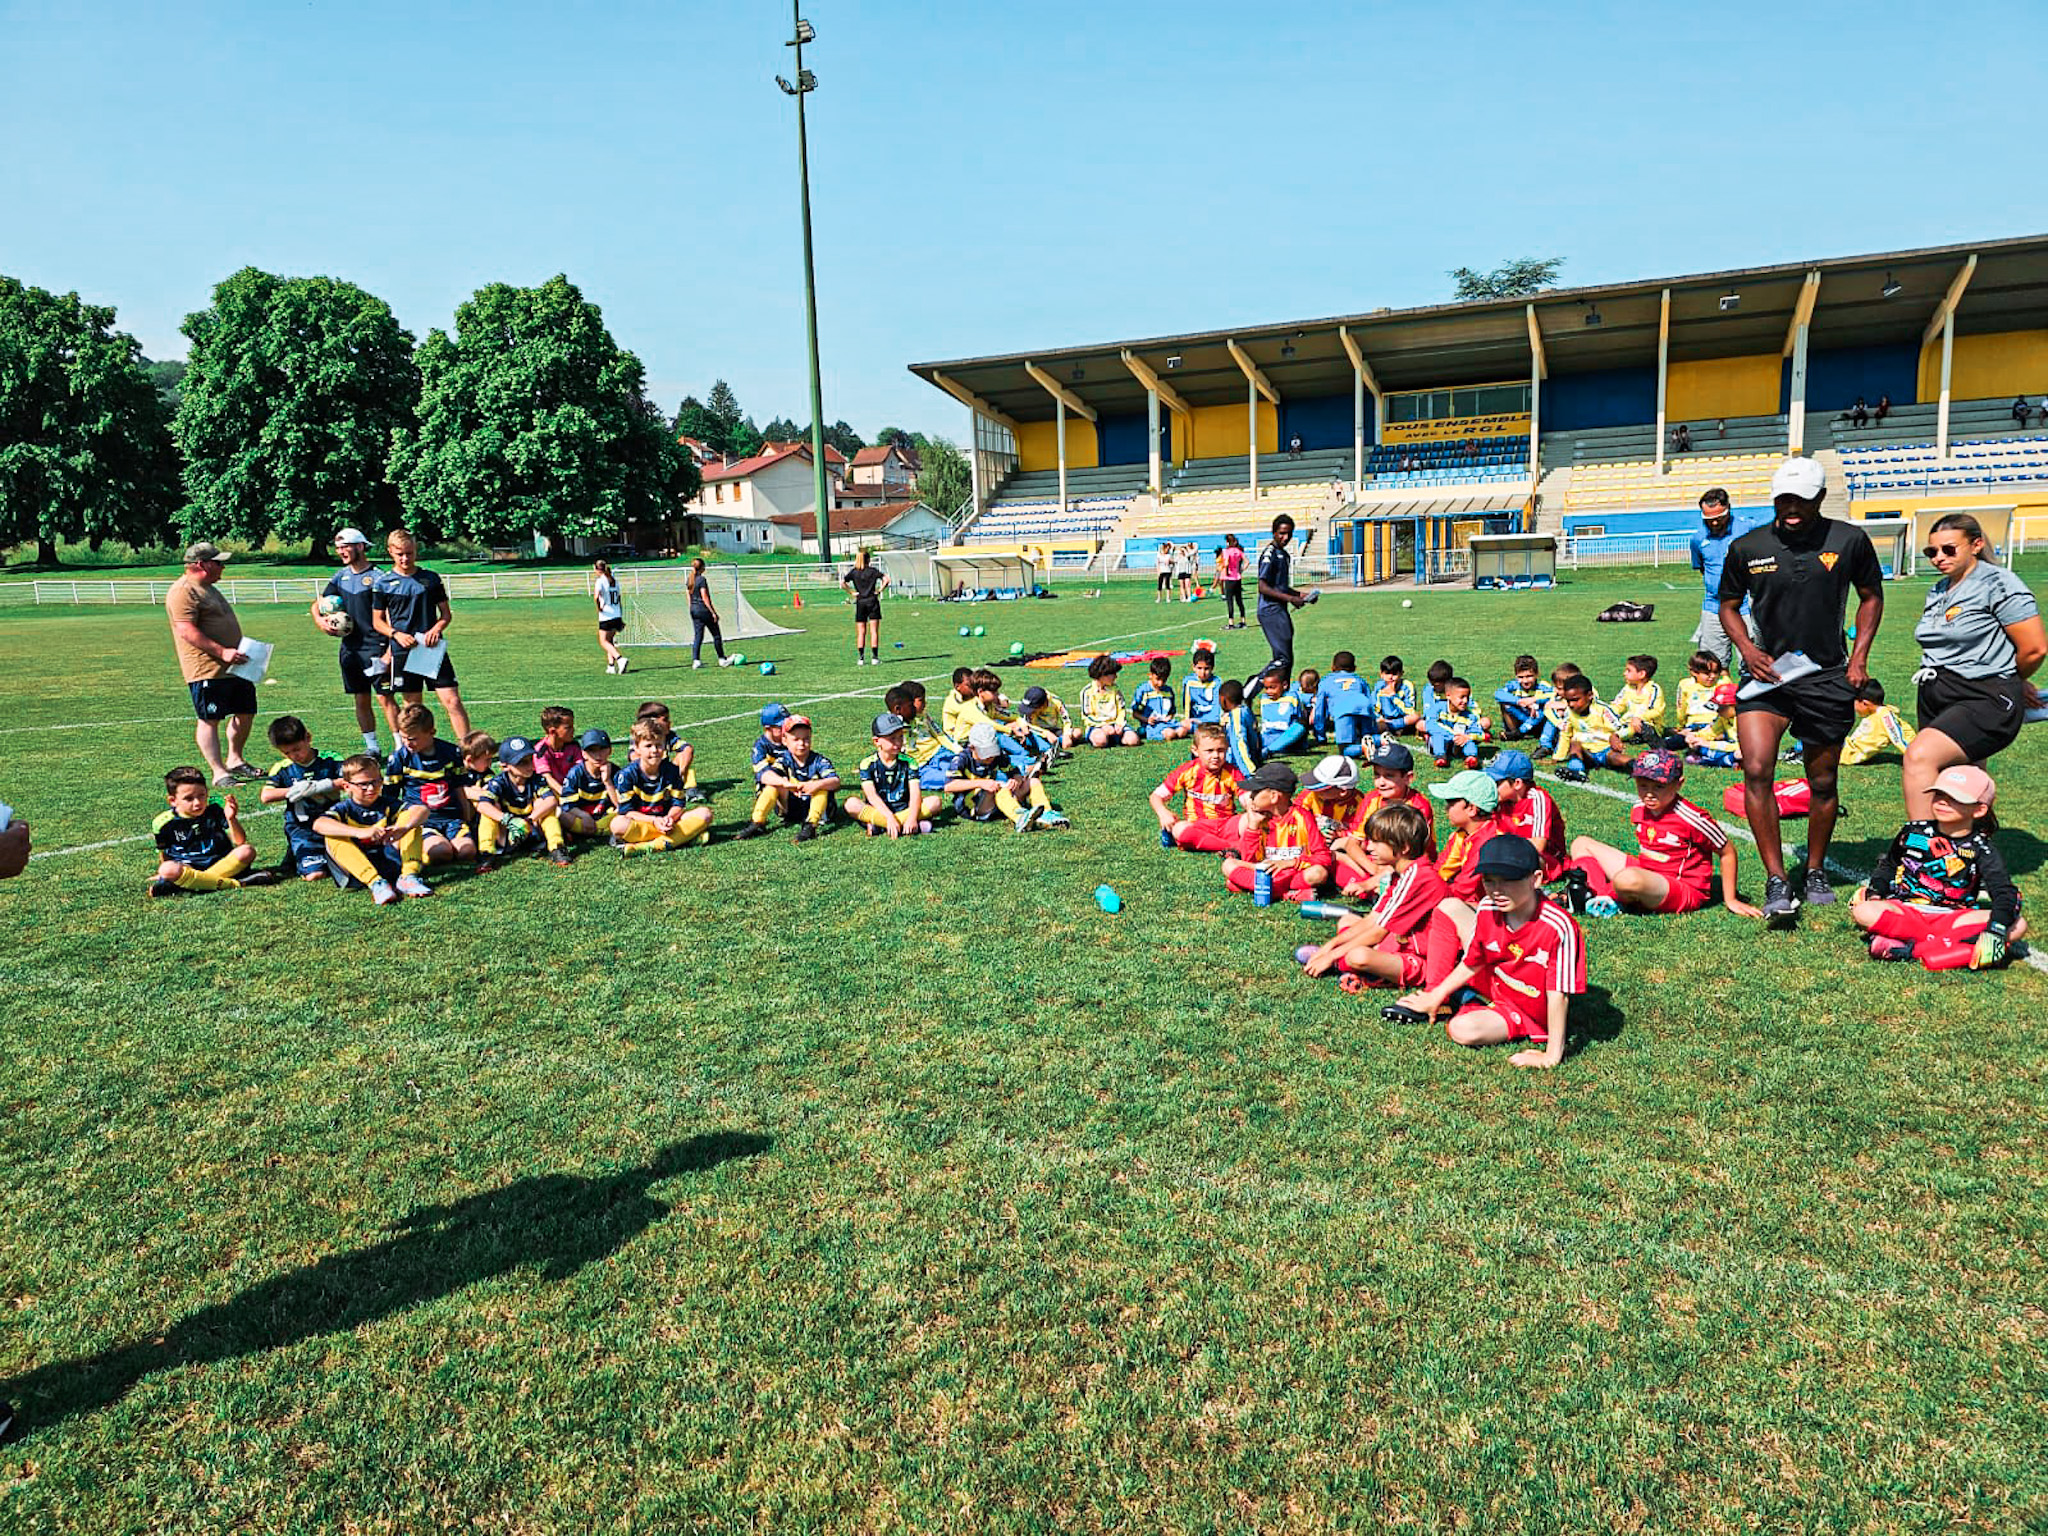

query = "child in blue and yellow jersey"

[1315,650,1378,758]
[1020,685,1079,751]
[1374,655,1421,733]
[1537,663,1589,756]
[386,702,475,866]
[1081,656,1139,747]
[149,766,269,897]
[1257,669,1309,755]
[557,728,618,840]
[1494,653,1552,741]
[312,752,432,904]
[1419,660,1455,739]
[610,719,713,853]
[1132,657,1191,742]
[1553,675,1632,781]
[1841,678,1919,766]
[257,714,344,880]
[1427,677,1492,768]
[1682,682,1741,768]
[1180,644,1224,724]
[1217,677,1262,778]
[1293,668,1322,741]
[1674,651,1725,741]
[473,735,569,871]
[634,700,707,804]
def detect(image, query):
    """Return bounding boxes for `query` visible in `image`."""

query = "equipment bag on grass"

[1722,778,1812,818]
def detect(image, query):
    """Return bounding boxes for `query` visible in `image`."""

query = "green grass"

[4,570,2047,1533]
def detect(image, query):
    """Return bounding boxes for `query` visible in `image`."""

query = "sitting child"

[557,728,617,840]
[949,722,1067,831]
[532,704,581,790]
[895,682,957,775]
[1418,659,1455,741]
[1488,749,1568,880]
[1132,658,1192,742]
[1297,754,1368,849]
[1560,749,1758,918]
[1682,682,1740,768]
[1151,723,1246,851]
[1341,740,1436,891]
[1314,650,1377,758]
[1840,678,1918,766]
[846,711,931,837]
[1674,651,1725,746]
[1080,657,1140,748]
[1393,834,1584,1071]
[1851,765,2023,969]
[635,700,707,804]
[312,753,432,904]
[149,767,272,896]
[1612,654,1667,744]
[1299,803,1443,987]
[1373,655,1421,735]
[738,713,841,842]
[1293,668,1322,742]
[1537,663,1586,756]
[458,730,497,796]
[751,702,793,786]
[1218,677,1262,778]
[610,719,714,853]
[1416,768,1503,983]
[1180,644,1223,724]
[474,735,570,872]
[1494,653,1552,741]
[388,704,476,867]
[941,667,978,748]
[258,715,343,881]
[1427,676,1491,768]
[1257,669,1310,756]
[1020,685,1080,751]
[1552,675,1632,781]
[1221,761,1331,902]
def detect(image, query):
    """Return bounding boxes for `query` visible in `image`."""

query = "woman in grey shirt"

[1903,512,2047,817]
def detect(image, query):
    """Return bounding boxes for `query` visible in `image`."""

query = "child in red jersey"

[1395,834,1586,1070]
[1486,750,1568,880]
[1221,762,1331,901]
[1299,803,1443,987]
[1561,749,1760,919]
[1338,738,1436,893]
[1419,768,1504,982]
[1151,723,1245,851]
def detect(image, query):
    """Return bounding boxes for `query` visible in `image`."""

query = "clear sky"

[3,0,2041,443]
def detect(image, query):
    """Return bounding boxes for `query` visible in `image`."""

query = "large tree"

[390,275,697,546]
[0,277,180,563]
[1449,257,1564,301]
[914,435,971,521]
[175,268,419,555]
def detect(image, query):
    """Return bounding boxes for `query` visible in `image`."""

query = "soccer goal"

[622,567,804,647]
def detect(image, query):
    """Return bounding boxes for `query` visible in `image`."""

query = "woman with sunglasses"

[1903,512,2047,819]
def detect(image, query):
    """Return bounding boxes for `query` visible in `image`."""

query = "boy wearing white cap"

[1851,764,2024,970]
[1717,456,1884,927]
[311,527,394,752]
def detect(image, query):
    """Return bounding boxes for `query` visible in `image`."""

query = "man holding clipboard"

[371,529,473,739]
[165,541,263,788]
[1717,457,1884,929]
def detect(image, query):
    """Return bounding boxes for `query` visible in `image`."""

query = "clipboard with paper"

[226,639,273,683]
[402,638,448,679]
[1736,649,1820,700]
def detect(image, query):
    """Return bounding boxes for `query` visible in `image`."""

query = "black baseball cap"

[1244,761,1298,797]
[1369,739,1415,772]
[1473,834,1543,880]
[1022,685,1049,710]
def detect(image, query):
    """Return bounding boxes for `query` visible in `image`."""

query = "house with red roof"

[684,441,844,553]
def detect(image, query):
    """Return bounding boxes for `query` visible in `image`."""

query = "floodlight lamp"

[1280,341,1296,358]
[1070,365,1085,382]
[1718,292,1740,312]
[1881,272,1903,299]
[1165,355,1182,369]
[798,69,817,90]
[792,17,816,43]
[776,74,797,95]
[1583,308,1603,327]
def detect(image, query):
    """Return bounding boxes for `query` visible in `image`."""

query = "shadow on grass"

[1993,827,2048,877]
[2,1131,771,1437]
[1565,982,1625,1060]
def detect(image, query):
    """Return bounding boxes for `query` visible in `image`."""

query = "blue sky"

[3,1,2041,442]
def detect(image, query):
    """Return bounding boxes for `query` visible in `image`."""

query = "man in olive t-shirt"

[165,541,260,787]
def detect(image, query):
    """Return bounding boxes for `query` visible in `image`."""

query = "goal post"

[621,567,804,647]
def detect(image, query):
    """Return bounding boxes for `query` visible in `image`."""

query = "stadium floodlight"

[1070,364,1085,382]
[789,17,815,43]
[777,4,831,560]
[1582,304,1603,327]
[1718,292,1740,312]
[1280,340,1296,358]
[1881,271,1903,299]
[1165,354,1182,369]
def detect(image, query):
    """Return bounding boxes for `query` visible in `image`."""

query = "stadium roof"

[908,234,2048,425]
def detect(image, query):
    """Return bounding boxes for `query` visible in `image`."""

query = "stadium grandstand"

[909,234,2048,582]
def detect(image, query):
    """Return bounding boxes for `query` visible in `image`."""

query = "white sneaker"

[720,656,736,668]
[693,659,704,670]
[616,655,629,674]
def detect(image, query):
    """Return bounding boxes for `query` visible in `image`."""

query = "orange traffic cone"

[793,592,803,609]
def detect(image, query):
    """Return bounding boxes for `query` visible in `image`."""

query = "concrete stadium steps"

[1167,449,1354,490]
[1546,412,1790,468]
[1564,452,1778,512]
[1824,396,2048,452]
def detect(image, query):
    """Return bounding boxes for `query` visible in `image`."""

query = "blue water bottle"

[1253,868,1274,907]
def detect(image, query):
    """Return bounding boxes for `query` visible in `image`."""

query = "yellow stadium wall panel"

[1666,355,1780,421]
[1013,418,1100,473]
[1186,402,1277,461]
[1933,330,2048,403]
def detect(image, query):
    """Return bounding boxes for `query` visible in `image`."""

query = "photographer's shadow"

[3,1131,771,1436]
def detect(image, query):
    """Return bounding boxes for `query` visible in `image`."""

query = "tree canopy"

[0,277,180,562]
[1448,258,1565,301]
[391,275,697,544]
[914,435,970,520]
[175,268,419,553]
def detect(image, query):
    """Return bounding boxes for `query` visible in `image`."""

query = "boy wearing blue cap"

[1488,749,1567,880]
[1020,685,1080,751]
[751,702,792,786]
[474,736,570,872]
[557,728,617,840]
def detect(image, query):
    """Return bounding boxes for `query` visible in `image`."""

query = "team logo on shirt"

[1944,603,1964,623]
[1818,551,1840,571]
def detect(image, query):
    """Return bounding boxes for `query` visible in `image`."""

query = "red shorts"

[1572,854,1712,915]
[1867,901,1991,946]
[1339,935,1425,987]
[1175,816,1239,852]
[1456,988,1548,1043]
[1225,862,1322,901]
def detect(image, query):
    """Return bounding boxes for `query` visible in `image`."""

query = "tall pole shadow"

[2,1131,772,1436]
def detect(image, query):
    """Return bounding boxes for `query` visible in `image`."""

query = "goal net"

[622,568,804,647]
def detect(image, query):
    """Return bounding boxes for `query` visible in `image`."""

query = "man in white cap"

[309,527,396,753]
[164,540,259,787]
[1716,456,1884,928]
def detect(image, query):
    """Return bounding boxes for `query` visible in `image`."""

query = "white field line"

[1536,770,2048,975]
[25,615,1212,862]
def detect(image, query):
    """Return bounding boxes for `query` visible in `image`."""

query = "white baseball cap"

[334,527,370,547]
[1769,458,1826,500]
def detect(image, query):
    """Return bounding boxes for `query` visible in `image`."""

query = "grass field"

[4,568,2047,1533]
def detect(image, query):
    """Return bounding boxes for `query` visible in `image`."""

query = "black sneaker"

[1802,867,1836,906]
[794,823,818,844]
[1762,873,1801,929]
[473,857,499,875]
[733,821,770,841]
[0,1399,17,1444]
[146,877,179,899]
[238,869,281,889]
[546,847,572,868]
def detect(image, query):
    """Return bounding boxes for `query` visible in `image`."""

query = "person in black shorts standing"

[1717,456,1884,928]
[311,527,396,754]
[1253,514,1310,686]
[371,529,472,739]
[842,548,890,667]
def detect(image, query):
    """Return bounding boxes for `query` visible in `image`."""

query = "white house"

[685,442,842,554]
[772,499,951,557]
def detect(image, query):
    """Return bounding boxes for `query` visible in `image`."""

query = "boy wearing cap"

[1314,651,1377,758]
[751,702,793,785]
[1426,677,1491,769]
[1300,803,1444,986]
[474,736,570,872]
[1221,762,1331,902]
[557,729,618,840]
[1342,740,1435,891]
[1488,750,1568,881]
[1562,749,1759,918]
[311,527,396,753]
[1297,755,1367,845]
[738,715,842,842]
[1181,645,1224,725]
[847,713,930,837]
[1395,834,1585,1071]
[1152,724,1246,851]
[1851,765,2024,970]
[1020,685,1080,751]
[1552,675,1632,781]
[610,720,713,854]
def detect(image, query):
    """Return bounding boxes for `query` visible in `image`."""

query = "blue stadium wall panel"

[1279,392,1366,451]
[1096,410,1151,466]
[1782,341,1921,414]
[1542,366,1657,432]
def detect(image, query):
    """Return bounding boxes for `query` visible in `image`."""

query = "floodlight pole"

[782,5,832,562]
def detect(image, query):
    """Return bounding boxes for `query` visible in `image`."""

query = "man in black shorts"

[1717,456,1884,927]
[371,529,472,739]
[1253,514,1309,686]
[311,527,396,754]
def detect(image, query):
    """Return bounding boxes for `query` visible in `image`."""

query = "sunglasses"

[1922,542,1968,559]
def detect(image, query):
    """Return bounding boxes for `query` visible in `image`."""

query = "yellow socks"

[172,863,239,892]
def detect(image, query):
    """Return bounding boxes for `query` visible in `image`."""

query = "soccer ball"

[958,625,969,637]
[972,625,986,637]
[732,653,747,666]
[1401,599,1413,609]
[1009,642,1024,657]
[317,595,345,615]
[316,596,354,637]
[759,661,775,676]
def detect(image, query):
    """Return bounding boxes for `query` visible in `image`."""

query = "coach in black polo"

[1717,456,1883,928]
[1253,513,1307,685]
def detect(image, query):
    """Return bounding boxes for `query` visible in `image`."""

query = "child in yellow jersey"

[1841,678,1919,766]
[557,728,618,839]
[737,715,842,842]
[1682,682,1741,767]
[940,667,978,747]
[1537,662,1586,757]
[1613,655,1667,744]
[313,753,433,904]
[1553,674,1632,781]
[1674,651,1726,740]
[473,735,570,871]
[1020,685,1079,751]
[1081,656,1139,747]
